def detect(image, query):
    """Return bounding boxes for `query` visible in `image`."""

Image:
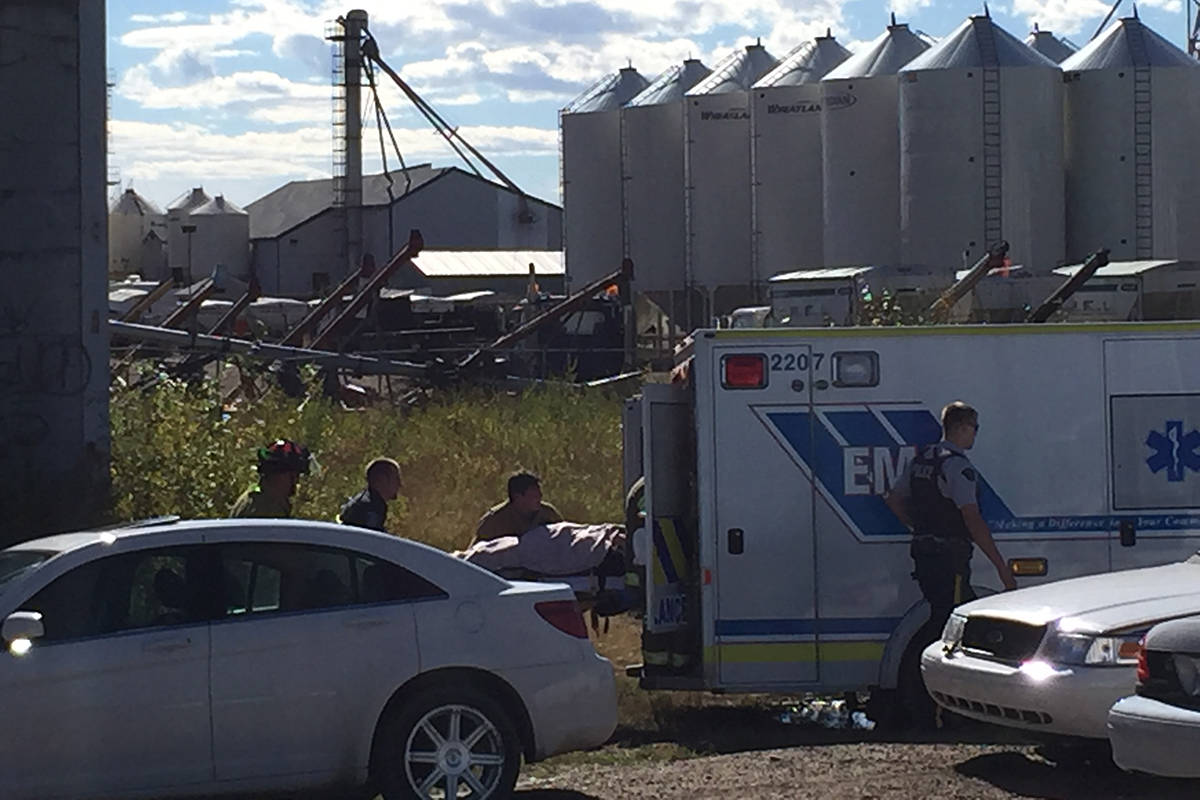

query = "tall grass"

[110,379,626,552]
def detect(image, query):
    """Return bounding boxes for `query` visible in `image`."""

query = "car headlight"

[1038,630,1141,666]
[941,613,967,649]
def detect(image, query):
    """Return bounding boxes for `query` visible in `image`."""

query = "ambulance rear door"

[706,340,819,687]
[640,383,697,652]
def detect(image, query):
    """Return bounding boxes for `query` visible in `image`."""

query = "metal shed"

[395,250,565,298]
[561,67,649,291]
[685,42,779,318]
[822,20,931,267]
[767,264,951,327]
[1052,259,1200,320]
[1061,17,1200,262]
[751,32,851,282]
[899,14,1065,272]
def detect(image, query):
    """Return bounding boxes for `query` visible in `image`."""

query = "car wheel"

[375,684,522,800]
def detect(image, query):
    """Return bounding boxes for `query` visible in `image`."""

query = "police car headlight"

[941,613,967,648]
[1038,631,1141,666]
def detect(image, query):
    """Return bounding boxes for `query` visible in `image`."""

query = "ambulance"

[622,322,1200,710]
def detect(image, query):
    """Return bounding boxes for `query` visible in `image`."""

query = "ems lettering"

[655,594,685,627]
[842,446,917,496]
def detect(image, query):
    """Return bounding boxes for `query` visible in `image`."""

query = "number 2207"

[769,352,824,372]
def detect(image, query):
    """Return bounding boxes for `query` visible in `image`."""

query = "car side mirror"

[3,612,45,649]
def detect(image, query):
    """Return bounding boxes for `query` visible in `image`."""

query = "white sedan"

[1109,615,1200,777]
[0,518,617,800]
[921,555,1200,739]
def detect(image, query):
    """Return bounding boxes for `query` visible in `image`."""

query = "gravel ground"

[516,739,1200,799]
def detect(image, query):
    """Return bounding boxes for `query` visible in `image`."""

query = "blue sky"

[107,0,1188,211]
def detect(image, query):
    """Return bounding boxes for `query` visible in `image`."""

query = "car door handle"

[344,617,391,630]
[143,636,192,654]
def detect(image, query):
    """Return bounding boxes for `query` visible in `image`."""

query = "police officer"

[886,402,1016,656]
[339,458,402,532]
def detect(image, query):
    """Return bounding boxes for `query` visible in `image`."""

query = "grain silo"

[108,188,166,277]
[751,32,851,282]
[166,186,213,278]
[822,20,931,267]
[1061,17,1200,262]
[685,42,778,317]
[1025,25,1076,63]
[899,14,1065,271]
[561,66,650,291]
[621,59,711,339]
[188,195,250,281]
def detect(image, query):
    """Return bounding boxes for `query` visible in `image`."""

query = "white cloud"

[129,12,195,24]
[1009,0,1111,34]
[111,118,558,188]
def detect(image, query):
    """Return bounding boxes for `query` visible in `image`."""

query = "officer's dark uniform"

[894,440,980,651]
[339,488,388,531]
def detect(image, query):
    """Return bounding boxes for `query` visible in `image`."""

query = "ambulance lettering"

[842,446,917,496]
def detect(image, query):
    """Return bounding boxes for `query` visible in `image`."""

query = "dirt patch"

[518,739,1199,799]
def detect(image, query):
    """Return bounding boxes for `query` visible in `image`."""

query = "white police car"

[922,554,1200,738]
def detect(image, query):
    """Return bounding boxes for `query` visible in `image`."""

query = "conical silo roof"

[1061,16,1196,70]
[191,195,248,216]
[902,14,1059,71]
[687,42,778,96]
[564,66,650,113]
[1025,26,1077,63]
[166,186,213,214]
[628,59,711,107]
[754,31,851,87]
[109,187,164,216]
[825,20,932,79]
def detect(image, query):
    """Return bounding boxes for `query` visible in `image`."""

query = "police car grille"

[961,617,1047,663]
[932,691,1053,725]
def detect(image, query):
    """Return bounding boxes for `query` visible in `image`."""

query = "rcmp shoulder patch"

[962,467,977,482]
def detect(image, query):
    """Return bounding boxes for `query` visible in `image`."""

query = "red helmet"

[256,439,311,475]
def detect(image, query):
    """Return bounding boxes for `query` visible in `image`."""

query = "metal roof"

[627,60,711,107]
[564,67,649,113]
[688,43,778,96]
[1025,28,1077,63]
[191,195,247,217]
[902,15,1059,71]
[109,188,163,217]
[1060,17,1195,70]
[824,22,932,79]
[1054,260,1179,277]
[754,34,851,87]
[245,165,448,239]
[166,187,212,214]
[411,250,564,278]
[770,266,875,281]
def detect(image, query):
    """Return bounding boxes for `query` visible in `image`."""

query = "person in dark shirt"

[339,458,402,532]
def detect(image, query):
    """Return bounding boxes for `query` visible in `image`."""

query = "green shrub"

[110,379,626,553]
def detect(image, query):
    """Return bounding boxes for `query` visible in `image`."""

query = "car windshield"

[0,550,55,591]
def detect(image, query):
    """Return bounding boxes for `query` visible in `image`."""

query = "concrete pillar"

[344,9,367,275]
[0,0,110,543]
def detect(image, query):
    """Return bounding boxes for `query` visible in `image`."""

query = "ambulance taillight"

[721,354,767,389]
